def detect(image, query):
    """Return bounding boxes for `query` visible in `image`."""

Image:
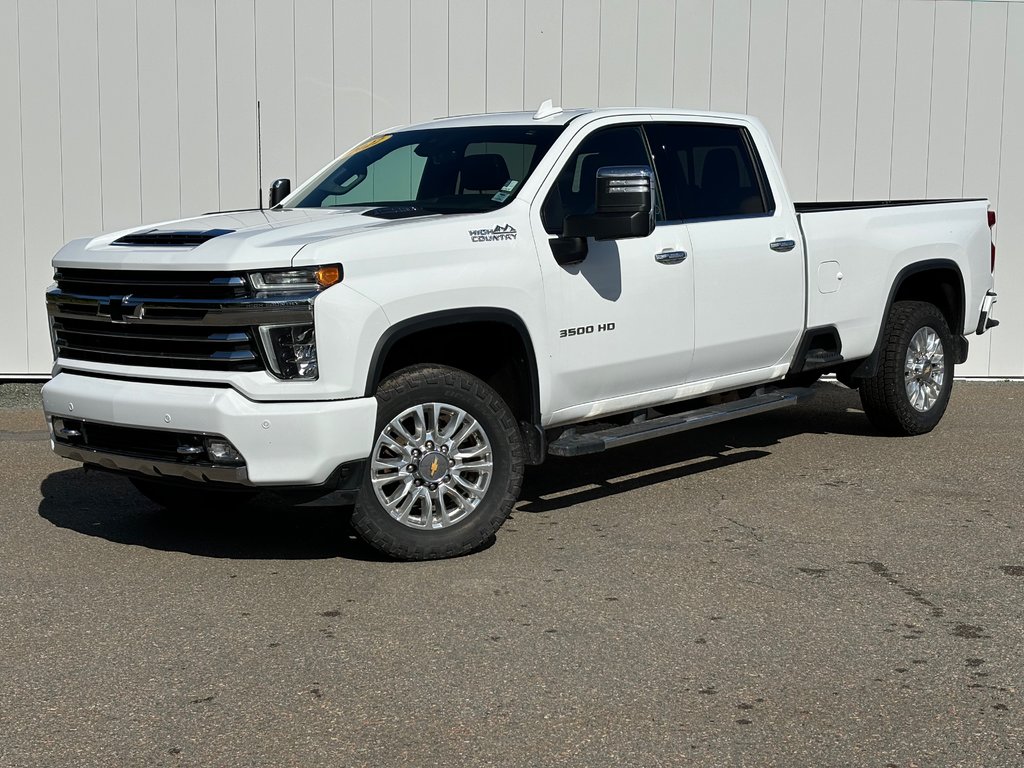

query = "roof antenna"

[533,99,563,120]
[256,100,264,210]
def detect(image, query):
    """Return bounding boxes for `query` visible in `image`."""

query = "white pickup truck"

[43,104,999,559]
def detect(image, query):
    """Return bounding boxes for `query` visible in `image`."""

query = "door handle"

[655,250,688,264]
[770,238,796,252]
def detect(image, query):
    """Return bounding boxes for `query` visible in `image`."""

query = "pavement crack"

[848,560,944,618]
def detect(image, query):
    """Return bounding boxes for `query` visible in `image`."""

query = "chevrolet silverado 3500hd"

[43,105,999,559]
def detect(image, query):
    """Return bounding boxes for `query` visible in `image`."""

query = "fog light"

[205,438,243,464]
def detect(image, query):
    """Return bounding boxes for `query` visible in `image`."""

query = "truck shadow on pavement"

[37,470,390,561]
[38,384,871,558]
[516,382,875,513]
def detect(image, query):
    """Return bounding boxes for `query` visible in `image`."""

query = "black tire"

[859,300,955,436]
[130,478,257,510]
[351,364,524,560]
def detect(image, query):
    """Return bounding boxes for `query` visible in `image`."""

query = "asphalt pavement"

[1,381,1021,767]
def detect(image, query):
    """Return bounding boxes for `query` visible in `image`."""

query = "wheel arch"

[364,308,545,463]
[851,259,967,379]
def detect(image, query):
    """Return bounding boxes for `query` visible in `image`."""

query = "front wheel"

[859,300,955,436]
[351,364,525,560]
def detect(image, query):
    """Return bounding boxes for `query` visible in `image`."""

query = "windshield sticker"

[500,179,519,192]
[491,191,511,203]
[469,224,517,243]
[341,134,392,159]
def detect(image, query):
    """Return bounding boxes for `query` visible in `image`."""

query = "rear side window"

[541,125,655,235]
[644,123,774,221]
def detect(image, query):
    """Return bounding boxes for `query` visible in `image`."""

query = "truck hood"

[52,207,442,271]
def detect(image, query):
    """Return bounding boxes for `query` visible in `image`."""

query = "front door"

[531,121,695,421]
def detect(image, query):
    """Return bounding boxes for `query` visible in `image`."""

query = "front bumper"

[42,373,377,486]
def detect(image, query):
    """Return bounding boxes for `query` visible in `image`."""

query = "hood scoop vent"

[362,206,433,220]
[112,228,235,247]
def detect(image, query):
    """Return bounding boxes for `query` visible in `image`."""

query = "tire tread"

[350,364,524,560]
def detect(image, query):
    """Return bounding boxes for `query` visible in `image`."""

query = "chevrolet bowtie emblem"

[99,294,137,324]
[430,457,440,477]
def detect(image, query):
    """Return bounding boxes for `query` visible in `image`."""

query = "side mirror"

[269,178,292,207]
[562,165,655,241]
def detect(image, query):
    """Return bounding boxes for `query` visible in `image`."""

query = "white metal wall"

[2,0,1021,377]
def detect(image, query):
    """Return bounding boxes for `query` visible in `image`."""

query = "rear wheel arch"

[853,259,966,379]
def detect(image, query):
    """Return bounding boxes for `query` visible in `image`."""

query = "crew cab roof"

[395,107,751,132]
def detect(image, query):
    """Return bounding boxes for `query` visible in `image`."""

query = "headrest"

[461,154,511,192]
[702,148,740,190]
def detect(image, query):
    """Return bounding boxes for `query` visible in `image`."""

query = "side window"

[644,123,773,221]
[541,125,654,235]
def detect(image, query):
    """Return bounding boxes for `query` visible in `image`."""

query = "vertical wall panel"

[255,0,296,189]
[0,0,28,372]
[334,0,373,154]
[991,5,1024,377]
[7,0,1024,377]
[561,0,600,108]
[673,0,713,110]
[410,0,449,123]
[890,0,935,199]
[448,0,487,115]
[925,0,971,199]
[709,0,750,114]
[487,0,526,112]
[371,0,411,133]
[524,0,562,108]
[137,1,181,223]
[58,0,103,241]
[598,0,639,107]
[176,0,220,216]
[635,0,675,107]
[296,0,336,180]
[781,0,826,200]
[816,0,861,200]
[216,1,259,209]
[19,0,64,373]
[97,0,141,231]
[959,2,1007,376]
[852,0,898,199]
[746,0,788,151]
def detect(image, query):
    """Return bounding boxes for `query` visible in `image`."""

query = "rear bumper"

[42,373,377,486]
[976,290,999,334]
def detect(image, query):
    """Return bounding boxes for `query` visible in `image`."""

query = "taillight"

[988,209,996,273]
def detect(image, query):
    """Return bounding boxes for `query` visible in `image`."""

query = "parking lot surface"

[1,381,1021,767]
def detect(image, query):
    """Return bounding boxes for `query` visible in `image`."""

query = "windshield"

[290,125,565,213]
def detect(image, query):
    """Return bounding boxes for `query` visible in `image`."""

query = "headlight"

[259,324,318,379]
[249,265,342,293]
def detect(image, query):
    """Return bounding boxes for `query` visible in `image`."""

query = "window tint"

[541,125,654,235]
[644,123,773,221]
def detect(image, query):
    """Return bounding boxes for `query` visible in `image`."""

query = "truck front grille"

[53,267,249,300]
[47,268,314,373]
[51,316,261,371]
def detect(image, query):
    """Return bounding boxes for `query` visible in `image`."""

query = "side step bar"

[547,388,813,457]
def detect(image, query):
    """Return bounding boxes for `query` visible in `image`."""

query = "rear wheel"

[351,364,524,560]
[859,300,954,436]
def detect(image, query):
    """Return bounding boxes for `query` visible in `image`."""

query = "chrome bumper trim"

[53,442,250,485]
[976,290,998,335]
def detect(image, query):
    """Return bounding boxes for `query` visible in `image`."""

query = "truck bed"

[795,198,985,213]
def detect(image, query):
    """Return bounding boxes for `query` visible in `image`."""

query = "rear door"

[645,120,804,384]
